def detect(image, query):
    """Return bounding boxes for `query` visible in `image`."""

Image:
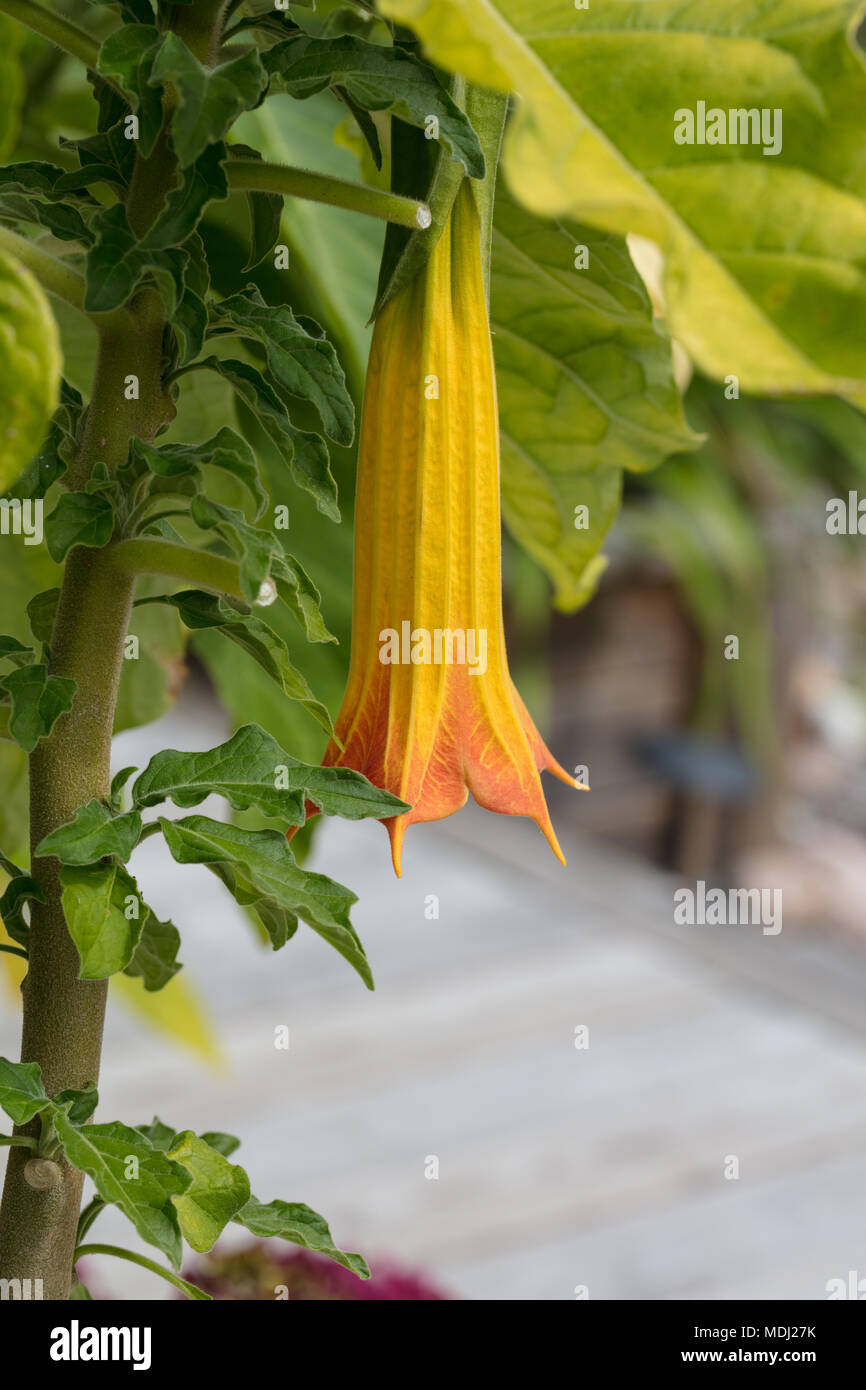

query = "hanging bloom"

[305,182,583,875]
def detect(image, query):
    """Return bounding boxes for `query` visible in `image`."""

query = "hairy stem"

[224,159,432,229]
[0,0,228,1303]
[109,537,245,599]
[0,0,101,70]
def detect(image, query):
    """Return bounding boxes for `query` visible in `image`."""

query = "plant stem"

[0,224,86,313]
[74,1243,212,1300]
[109,537,245,599]
[0,0,101,70]
[0,1135,37,1149]
[0,1,233,1300]
[224,159,432,229]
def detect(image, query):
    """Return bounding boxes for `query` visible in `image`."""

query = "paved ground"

[3,685,866,1300]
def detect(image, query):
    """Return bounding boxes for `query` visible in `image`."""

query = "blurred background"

[2,2,866,1300]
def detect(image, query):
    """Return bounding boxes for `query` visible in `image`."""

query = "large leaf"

[491,185,698,608]
[383,0,866,397]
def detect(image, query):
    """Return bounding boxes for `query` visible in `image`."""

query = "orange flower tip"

[388,819,406,879]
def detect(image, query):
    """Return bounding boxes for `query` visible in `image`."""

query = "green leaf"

[383,0,866,397]
[0,874,43,948]
[60,862,149,979]
[189,494,277,602]
[0,635,33,668]
[26,589,60,646]
[54,1114,190,1268]
[211,285,354,446]
[229,142,284,272]
[44,492,115,563]
[0,190,94,244]
[157,590,332,733]
[135,1116,178,1151]
[144,144,229,251]
[264,35,484,178]
[168,1130,250,1252]
[159,815,373,987]
[491,185,698,608]
[151,32,268,169]
[204,357,339,520]
[97,24,164,158]
[235,1196,369,1278]
[0,248,61,494]
[199,1130,240,1158]
[0,1056,49,1125]
[0,665,75,752]
[36,800,142,866]
[269,549,335,644]
[133,722,408,823]
[123,913,182,992]
[54,1082,99,1126]
[132,426,267,518]
[84,204,192,314]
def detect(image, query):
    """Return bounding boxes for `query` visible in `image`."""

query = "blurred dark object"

[180,1241,453,1300]
[634,731,758,878]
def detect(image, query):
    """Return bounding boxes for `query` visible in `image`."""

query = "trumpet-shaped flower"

[307,183,581,875]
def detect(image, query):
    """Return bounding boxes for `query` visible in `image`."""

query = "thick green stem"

[224,159,432,229]
[0,0,231,1301]
[110,537,245,599]
[0,224,86,313]
[0,0,100,70]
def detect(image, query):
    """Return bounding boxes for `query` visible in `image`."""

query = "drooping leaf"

[156,590,332,733]
[203,356,339,520]
[168,1130,251,1252]
[26,589,60,646]
[150,32,268,168]
[0,635,33,668]
[0,874,43,948]
[210,285,354,446]
[264,34,484,179]
[144,143,229,250]
[60,862,150,979]
[44,492,115,563]
[132,426,267,518]
[188,494,278,602]
[0,666,76,752]
[132,722,408,822]
[54,1114,190,1268]
[228,142,284,272]
[123,913,182,992]
[235,1195,369,1278]
[36,800,142,866]
[159,815,373,987]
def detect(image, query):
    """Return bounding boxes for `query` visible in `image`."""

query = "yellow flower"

[312,182,582,875]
